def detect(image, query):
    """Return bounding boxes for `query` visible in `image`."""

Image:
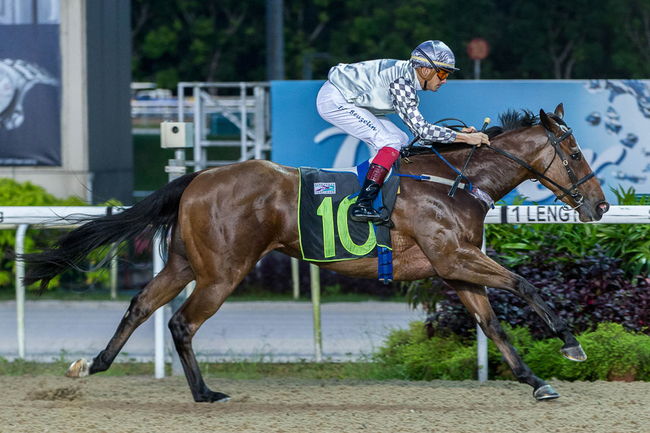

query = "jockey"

[316,40,490,223]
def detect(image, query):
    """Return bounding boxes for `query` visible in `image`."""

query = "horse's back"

[178,160,300,252]
[183,160,297,202]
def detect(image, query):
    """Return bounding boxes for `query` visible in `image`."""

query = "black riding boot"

[349,164,388,223]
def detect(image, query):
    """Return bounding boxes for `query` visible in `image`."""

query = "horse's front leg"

[417,236,585,361]
[445,280,559,400]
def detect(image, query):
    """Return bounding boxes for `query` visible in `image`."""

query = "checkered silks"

[389,78,456,143]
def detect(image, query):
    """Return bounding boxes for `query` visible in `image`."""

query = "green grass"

[0,358,403,380]
[0,358,155,376]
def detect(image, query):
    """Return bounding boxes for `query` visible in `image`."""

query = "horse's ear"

[554,103,565,119]
[539,109,555,131]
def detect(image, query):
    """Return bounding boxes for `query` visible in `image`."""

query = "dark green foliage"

[376,322,650,381]
[0,179,85,288]
[416,189,650,339]
[427,247,650,338]
[487,187,650,276]
[525,323,650,381]
[486,223,650,278]
[374,322,477,380]
[133,0,650,85]
[0,179,121,290]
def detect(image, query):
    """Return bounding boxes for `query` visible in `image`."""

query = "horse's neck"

[469,129,548,201]
[403,128,547,202]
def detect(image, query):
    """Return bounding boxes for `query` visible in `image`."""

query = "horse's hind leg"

[66,251,193,377]
[445,280,559,401]
[167,279,238,402]
[168,250,267,402]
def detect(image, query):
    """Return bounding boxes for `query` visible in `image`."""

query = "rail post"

[477,229,489,382]
[310,263,322,361]
[291,257,300,299]
[110,244,118,300]
[15,224,28,359]
[153,233,165,378]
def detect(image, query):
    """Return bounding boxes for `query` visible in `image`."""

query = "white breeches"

[316,81,409,151]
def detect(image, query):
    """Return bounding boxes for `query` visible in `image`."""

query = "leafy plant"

[374,321,477,380]
[0,179,122,290]
[525,323,650,381]
[486,187,650,277]
[610,185,650,205]
[376,321,650,381]
[424,246,650,339]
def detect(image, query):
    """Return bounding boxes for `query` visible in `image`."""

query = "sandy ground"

[0,376,649,433]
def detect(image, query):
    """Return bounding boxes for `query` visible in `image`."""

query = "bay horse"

[23,103,609,402]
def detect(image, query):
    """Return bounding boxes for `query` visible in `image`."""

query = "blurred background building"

[0,0,132,204]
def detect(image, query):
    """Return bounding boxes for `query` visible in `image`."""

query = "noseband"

[486,126,595,211]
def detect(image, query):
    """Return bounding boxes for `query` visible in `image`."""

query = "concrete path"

[0,300,425,362]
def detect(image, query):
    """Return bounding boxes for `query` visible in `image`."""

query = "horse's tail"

[22,171,201,290]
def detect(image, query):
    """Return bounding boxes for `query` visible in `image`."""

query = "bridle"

[485,122,596,211]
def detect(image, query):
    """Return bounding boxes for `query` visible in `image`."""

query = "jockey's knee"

[388,130,409,149]
[375,130,408,151]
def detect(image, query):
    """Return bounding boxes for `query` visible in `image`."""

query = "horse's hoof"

[196,391,231,403]
[65,358,91,378]
[561,344,587,362]
[533,384,560,401]
[214,394,231,403]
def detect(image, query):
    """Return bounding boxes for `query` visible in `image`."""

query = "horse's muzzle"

[595,201,610,219]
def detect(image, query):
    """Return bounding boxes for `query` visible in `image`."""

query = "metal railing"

[4,205,650,380]
[176,82,271,170]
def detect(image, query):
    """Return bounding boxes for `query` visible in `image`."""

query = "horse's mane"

[404,108,564,155]
[486,109,539,139]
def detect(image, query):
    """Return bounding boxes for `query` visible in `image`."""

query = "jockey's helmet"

[410,40,460,73]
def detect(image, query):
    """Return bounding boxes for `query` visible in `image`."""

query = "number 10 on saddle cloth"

[297,164,399,262]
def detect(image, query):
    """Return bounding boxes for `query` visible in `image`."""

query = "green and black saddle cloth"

[298,160,399,282]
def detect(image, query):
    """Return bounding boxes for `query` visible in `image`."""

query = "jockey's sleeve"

[389,77,457,143]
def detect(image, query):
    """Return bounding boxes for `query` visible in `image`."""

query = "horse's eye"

[570,152,582,161]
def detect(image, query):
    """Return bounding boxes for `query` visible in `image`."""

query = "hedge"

[375,322,650,381]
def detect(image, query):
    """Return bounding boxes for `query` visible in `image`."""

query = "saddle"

[297,160,399,282]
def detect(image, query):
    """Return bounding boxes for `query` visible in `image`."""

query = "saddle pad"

[298,165,399,262]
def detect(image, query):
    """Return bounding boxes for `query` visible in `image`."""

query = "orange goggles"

[435,69,450,80]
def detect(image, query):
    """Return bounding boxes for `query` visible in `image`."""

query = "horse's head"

[537,103,609,222]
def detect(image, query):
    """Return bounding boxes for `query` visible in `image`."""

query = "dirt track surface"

[1,376,649,433]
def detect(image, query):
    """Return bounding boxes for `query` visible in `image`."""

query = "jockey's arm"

[389,78,489,146]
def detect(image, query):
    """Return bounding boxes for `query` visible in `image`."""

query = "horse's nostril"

[597,201,610,215]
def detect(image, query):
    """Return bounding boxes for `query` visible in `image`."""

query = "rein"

[485,126,595,211]
[400,119,595,211]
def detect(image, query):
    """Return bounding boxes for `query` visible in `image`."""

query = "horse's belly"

[317,242,435,281]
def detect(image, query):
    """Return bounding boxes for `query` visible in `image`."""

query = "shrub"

[525,323,650,381]
[376,321,650,382]
[486,186,650,277]
[426,247,650,339]
[0,178,121,290]
[374,322,476,380]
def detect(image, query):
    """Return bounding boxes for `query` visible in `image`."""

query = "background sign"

[271,79,650,205]
[467,38,490,60]
[0,17,61,166]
